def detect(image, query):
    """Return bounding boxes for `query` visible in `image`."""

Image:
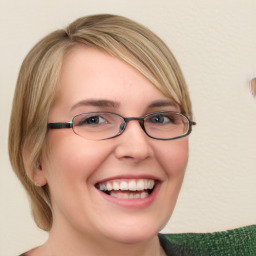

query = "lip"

[95,176,161,209]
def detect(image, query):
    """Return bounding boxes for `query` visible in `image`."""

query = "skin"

[31,46,189,256]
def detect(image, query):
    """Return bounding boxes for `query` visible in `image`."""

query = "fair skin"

[30,46,189,256]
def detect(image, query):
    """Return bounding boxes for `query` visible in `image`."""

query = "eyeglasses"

[47,111,196,141]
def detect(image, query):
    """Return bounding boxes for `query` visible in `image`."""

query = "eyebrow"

[147,100,178,108]
[71,99,120,111]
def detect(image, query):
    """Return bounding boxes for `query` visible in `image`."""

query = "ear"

[33,162,48,187]
[22,146,48,187]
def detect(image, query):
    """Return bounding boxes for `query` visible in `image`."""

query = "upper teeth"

[98,179,155,192]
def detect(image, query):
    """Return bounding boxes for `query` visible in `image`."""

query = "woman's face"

[40,46,189,243]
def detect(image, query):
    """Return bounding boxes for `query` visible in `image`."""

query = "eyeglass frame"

[47,110,196,141]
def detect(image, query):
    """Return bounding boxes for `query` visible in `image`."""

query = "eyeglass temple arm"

[48,122,72,129]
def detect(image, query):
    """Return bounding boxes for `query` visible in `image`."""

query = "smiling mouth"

[95,179,156,199]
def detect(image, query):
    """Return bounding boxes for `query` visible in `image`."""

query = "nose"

[114,120,154,161]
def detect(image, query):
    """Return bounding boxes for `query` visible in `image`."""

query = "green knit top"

[18,225,256,256]
[159,224,256,256]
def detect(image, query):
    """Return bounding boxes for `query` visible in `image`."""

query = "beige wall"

[1,0,256,255]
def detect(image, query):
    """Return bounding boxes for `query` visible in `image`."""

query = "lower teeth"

[109,191,149,199]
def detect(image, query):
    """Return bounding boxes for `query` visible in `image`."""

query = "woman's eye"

[150,115,174,124]
[79,115,106,126]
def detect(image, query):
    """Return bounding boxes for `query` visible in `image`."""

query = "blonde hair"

[9,14,192,231]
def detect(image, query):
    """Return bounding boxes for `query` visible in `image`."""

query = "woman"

[9,14,195,256]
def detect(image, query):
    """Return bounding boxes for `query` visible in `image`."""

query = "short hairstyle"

[9,14,193,231]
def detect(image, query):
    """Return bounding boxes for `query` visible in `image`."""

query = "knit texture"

[19,225,256,256]
[159,225,256,256]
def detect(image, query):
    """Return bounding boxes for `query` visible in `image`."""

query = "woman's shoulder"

[159,224,256,256]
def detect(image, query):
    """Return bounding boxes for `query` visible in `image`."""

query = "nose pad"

[138,120,145,131]
[119,123,126,131]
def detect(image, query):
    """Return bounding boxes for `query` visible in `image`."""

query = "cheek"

[152,139,189,225]
[41,132,112,186]
[156,138,189,177]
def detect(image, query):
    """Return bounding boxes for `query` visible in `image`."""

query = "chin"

[99,213,170,244]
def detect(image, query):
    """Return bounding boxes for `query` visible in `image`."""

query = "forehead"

[50,46,177,117]
[59,45,153,91]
